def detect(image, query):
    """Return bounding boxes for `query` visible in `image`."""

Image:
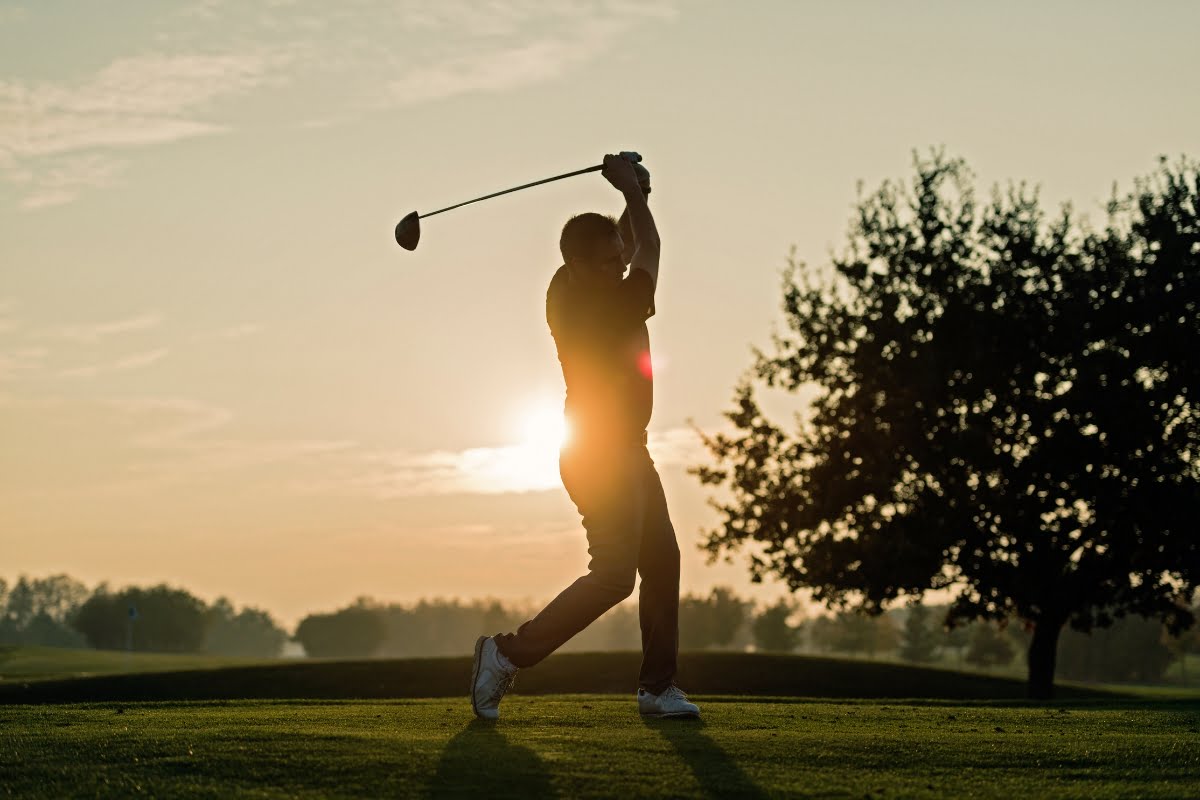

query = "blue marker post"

[126,605,138,651]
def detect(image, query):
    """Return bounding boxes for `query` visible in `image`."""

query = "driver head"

[560,212,624,286]
[396,211,420,251]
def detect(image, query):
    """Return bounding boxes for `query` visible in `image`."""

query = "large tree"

[73,584,209,652]
[695,153,1199,698]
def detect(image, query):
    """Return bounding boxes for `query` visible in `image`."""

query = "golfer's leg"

[494,459,646,668]
[635,457,680,694]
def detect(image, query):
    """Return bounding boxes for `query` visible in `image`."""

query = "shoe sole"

[470,635,487,719]
[640,710,701,719]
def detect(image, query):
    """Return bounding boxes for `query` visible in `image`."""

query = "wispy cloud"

[0,347,46,382]
[105,396,234,445]
[59,347,169,378]
[1,1,677,206]
[190,322,263,343]
[40,312,164,344]
[14,154,127,210]
[64,394,357,495]
[315,425,707,499]
[0,50,286,207]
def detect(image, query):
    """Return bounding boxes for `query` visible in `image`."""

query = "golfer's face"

[583,233,625,283]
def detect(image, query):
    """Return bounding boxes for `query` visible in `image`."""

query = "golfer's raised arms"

[603,153,660,289]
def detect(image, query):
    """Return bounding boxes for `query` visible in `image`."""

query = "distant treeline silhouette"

[0,575,285,658]
[2,574,1197,685]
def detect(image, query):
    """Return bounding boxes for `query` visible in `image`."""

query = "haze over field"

[3,1,1198,626]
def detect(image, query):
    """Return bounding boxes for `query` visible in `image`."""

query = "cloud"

[58,347,169,378]
[15,154,127,210]
[105,396,234,445]
[58,394,358,495]
[191,322,263,343]
[313,425,707,499]
[0,52,283,159]
[40,312,164,344]
[373,3,678,113]
[385,36,605,106]
[1,1,678,205]
[0,50,287,207]
[0,347,46,382]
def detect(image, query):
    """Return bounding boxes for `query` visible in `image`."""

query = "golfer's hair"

[560,212,618,263]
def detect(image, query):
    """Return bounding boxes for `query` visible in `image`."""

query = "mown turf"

[0,645,266,683]
[2,696,1198,798]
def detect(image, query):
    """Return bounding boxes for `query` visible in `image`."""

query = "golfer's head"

[560,213,624,283]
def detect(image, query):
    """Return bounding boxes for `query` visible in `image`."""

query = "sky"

[2,1,1198,627]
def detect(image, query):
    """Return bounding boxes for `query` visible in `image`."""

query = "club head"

[395,211,420,251]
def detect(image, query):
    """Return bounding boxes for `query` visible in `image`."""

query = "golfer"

[470,153,699,720]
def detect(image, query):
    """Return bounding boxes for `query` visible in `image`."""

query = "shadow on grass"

[643,717,767,799]
[428,719,556,799]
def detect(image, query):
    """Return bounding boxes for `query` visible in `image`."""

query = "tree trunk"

[1027,617,1064,700]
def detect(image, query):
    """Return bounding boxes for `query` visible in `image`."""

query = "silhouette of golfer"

[470,153,699,720]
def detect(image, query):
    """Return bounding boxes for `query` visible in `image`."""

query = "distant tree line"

[290,587,1199,686]
[0,575,286,657]
[291,587,761,660]
[4,574,1197,685]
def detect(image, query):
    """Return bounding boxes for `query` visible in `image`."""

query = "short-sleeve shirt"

[546,266,655,447]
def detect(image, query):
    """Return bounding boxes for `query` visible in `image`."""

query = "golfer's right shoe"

[471,635,517,720]
[638,685,701,719]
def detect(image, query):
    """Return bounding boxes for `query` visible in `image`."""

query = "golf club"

[395,153,643,251]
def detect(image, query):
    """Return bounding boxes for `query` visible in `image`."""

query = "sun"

[517,399,570,451]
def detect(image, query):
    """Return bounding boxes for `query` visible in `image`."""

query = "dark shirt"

[546,266,655,447]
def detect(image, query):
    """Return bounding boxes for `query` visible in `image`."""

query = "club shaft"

[420,164,603,219]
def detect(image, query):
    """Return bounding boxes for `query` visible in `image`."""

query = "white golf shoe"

[638,685,700,719]
[471,635,518,720]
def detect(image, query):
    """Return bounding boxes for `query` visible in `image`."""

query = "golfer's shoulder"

[546,265,571,331]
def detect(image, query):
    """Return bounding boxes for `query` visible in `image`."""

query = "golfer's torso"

[546,266,654,446]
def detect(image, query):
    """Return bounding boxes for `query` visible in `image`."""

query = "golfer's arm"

[618,206,636,265]
[623,188,660,287]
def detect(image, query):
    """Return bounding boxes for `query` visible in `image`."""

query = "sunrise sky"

[2,1,1197,626]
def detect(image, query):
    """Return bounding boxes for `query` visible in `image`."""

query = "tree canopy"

[695,153,1199,697]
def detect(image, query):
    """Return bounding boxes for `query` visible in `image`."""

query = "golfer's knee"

[642,543,680,585]
[592,569,636,601]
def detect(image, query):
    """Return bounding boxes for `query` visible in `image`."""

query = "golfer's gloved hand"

[617,151,651,195]
[633,163,651,195]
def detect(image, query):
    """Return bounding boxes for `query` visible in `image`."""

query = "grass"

[3,696,1199,798]
[0,645,268,682]
[3,648,1197,797]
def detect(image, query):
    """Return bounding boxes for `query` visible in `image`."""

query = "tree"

[294,598,385,658]
[942,622,969,668]
[1057,615,1176,684]
[679,587,752,650]
[898,603,940,663]
[809,610,900,659]
[694,154,1200,698]
[0,574,90,647]
[752,598,803,653]
[73,584,209,652]
[1167,602,1200,685]
[965,622,1016,669]
[205,598,288,658]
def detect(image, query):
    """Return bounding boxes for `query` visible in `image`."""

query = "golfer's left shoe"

[471,635,518,721]
[638,685,700,719]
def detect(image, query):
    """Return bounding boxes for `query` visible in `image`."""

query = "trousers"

[493,442,680,694]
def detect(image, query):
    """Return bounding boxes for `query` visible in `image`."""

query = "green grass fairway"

[0,645,268,683]
[2,696,1198,798]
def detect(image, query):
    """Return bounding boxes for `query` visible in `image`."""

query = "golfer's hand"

[633,162,651,195]
[603,153,641,195]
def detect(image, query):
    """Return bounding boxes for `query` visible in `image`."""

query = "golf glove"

[619,151,651,195]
